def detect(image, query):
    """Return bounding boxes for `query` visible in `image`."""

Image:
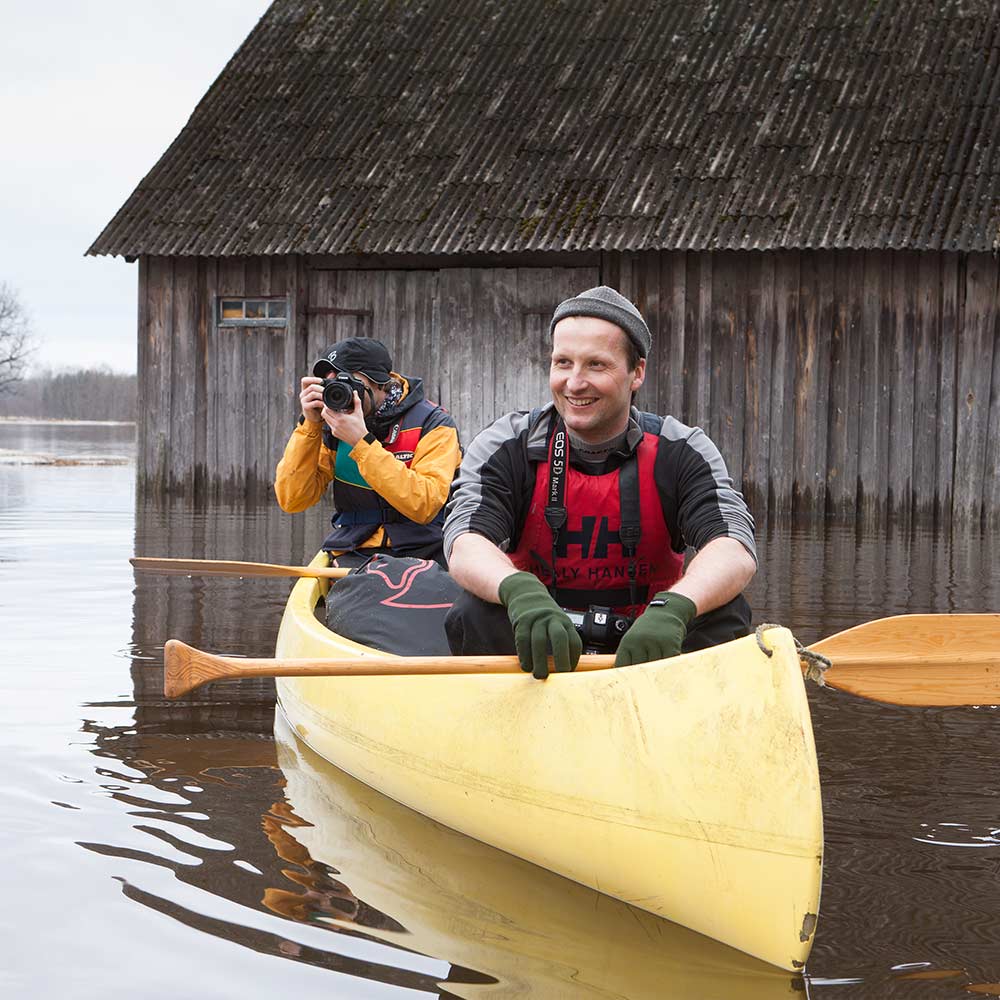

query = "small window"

[218,297,289,326]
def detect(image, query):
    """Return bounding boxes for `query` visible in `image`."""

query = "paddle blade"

[165,639,228,697]
[809,614,1000,706]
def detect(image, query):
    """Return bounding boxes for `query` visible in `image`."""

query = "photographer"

[443,286,756,678]
[275,337,461,563]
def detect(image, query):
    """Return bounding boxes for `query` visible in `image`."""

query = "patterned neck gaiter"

[374,381,404,418]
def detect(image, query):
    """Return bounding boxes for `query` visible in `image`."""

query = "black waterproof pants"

[445,589,753,656]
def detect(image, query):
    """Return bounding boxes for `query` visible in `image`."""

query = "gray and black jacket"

[443,403,756,566]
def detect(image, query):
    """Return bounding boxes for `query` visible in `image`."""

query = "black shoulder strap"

[618,451,642,609]
[542,420,568,593]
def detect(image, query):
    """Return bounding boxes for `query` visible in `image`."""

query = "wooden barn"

[89,0,1000,524]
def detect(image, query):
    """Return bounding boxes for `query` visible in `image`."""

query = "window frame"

[217,296,289,327]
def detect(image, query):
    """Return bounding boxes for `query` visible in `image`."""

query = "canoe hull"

[275,712,804,999]
[275,567,823,970]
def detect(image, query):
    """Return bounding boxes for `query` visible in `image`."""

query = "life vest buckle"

[544,504,567,532]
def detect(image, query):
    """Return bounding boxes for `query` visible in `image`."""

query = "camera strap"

[354,385,375,422]
[542,419,643,608]
[543,421,569,594]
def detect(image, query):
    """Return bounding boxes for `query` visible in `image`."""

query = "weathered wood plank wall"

[137,249,1000,522]
[608,249,1000,522]
[138,255,304,497]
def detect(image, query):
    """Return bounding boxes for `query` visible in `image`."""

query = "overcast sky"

[1,1,272,373]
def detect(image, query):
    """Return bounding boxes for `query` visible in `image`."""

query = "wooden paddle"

[806,613,1000,706]
[164,640,617,698]
[131,557,351,581]
[163,614,1000,706]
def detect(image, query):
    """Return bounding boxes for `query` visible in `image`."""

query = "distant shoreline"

[0,454,132,467]
[0,417,136,427]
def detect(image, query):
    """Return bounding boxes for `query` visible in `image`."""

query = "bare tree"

[0,367,137,420]
[0,282,34,394]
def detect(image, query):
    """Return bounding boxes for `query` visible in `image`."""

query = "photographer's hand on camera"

[321,391,369,447]
[299,376,326,424]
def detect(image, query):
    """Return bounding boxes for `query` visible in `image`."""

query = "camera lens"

[322,378,355,411]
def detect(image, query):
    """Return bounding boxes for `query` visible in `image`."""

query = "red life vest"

[509,426,684,617]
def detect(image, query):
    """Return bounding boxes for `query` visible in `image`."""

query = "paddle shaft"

[165,639,616,698]
[136,560,1000,705]
[132,557,350,580]
[164,613,1000,706]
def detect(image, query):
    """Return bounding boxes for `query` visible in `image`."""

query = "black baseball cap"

[312,338,394,383]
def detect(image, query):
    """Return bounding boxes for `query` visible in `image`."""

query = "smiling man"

[443,286,756,679]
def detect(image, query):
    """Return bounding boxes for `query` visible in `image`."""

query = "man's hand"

[322,392,369,447]
[614,592,697,667]
[498,572,582,680]
[299,376,325,424]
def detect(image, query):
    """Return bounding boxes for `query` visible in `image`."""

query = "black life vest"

[321,396,447,555]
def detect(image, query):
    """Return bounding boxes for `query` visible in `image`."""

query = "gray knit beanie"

[550,286,652,358]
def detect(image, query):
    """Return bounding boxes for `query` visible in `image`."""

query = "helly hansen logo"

[556,516,628,558]
[528,555,653,584]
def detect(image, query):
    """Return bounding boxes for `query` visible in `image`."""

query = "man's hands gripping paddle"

[498,572,583,680]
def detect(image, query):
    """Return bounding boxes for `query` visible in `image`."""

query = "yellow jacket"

[274,377,461,550]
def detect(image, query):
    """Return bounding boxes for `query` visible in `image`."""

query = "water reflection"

[750,516,1000,646]
[272,712,800,999]
[5,422,1000,997]
[83,724,459,995]
[0,418,135,463]
[122,485,1000,997]
[807,687,1000,997]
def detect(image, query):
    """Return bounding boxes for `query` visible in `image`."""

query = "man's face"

[549,316,645,444]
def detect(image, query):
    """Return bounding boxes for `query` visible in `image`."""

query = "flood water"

[3,420,999,999]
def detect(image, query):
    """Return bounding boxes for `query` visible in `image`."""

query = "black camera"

[322,372,368,412]
[564,605,634,652]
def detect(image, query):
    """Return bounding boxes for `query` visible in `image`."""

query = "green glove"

[498,572,583,680]
[614,592,697,667]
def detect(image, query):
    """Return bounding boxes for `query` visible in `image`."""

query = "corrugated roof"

[88,0,1000,257]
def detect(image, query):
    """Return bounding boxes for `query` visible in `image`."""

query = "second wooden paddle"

[131,557,350,580]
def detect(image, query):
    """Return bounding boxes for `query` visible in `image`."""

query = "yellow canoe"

[274,555,824,970]
[274,712,806,998]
